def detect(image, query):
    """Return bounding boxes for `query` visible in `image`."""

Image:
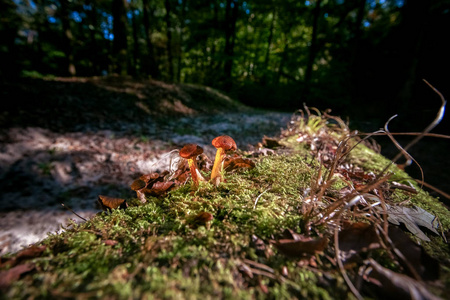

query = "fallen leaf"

[364,259,440,300]
[388,226,439,281]
[338,222,381,262]
[143,181,175,196]
[130,179,146,191]
[339,223,439,281]
[0,263,35,289]
[140,173,161,183]
[380,205,439,241]
[271,233,328,257]
[0,245,47,268]
[98,195,128,210]
[262,136,282,149]
[223,157,255,172]
[187,211,214,228]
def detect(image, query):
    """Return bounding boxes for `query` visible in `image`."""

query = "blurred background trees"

[1,0,449,125]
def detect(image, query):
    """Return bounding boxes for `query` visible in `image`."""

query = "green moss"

[3,117,450,300]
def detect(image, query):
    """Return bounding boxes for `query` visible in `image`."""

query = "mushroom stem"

[188,158,206,187]
[210,148,225,186]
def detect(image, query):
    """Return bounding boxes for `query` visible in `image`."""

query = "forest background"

[1,0,449,122]
[1,0,449,187]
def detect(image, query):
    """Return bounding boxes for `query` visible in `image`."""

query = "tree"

[112,0,128,75]
[0,0,21,78]
[165,0,174,81]
[142,0,160,79]
[223,0,239,90]
[58,0,76,76]
[303,0,322,99]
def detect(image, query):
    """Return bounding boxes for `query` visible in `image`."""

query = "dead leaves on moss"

[271,229,328,257]
[0,245,46,290]
[0,263,35,290]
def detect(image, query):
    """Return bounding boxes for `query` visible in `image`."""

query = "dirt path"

[0,112,291,254]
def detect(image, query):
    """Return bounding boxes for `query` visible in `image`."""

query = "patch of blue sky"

[71,11,83,23]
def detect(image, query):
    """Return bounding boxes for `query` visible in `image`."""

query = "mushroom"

[210,135,237,186]
[179,143,206,188]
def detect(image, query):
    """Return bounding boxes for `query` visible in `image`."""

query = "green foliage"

[5,0,448,115]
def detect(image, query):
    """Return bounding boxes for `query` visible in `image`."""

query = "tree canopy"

[1,0,449,121]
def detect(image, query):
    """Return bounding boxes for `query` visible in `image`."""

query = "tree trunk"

[130,1,139,76]
[223,0,239,90]
[262,8,276,83]
[112,0,128,75]
[176,0,187,82]
[59,0,76,76]
[142,0,159,79]
[165,0,174,82]
[304,0,322,93]
[85,0,100,75]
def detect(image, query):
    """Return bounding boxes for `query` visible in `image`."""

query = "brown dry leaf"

[170,169,190,183]
[130,179,147,191]
[388,226,439,281]
[98,195,128,210]
[0,263,35,289]
[140,173,161,183]
[262,136,282,149]
[338,222,382,262]
[271,233,328,257]
[0,245,46,268]
[187,211,214,229]
[365,259,440,300]
[223,157,255,172]
[143,181,175,196]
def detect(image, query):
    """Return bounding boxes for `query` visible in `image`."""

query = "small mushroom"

[210,135,237,186]
[98,195,128,211]
[179,143,206,188]
[131,178,148,203]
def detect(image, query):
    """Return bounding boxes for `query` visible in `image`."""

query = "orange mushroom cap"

[211,135,237,152]
[180,144,204,159]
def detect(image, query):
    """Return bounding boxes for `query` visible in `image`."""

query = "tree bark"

[85,0,100,75]
[112,0,128,75]
[223,0,239,90]
[130,1,139,76]
[165,0,174,81]
[59,0,76,76]
[176,0,187,82]
[262,8,276,83]
[142,0,159,79]
[304,0,322,91]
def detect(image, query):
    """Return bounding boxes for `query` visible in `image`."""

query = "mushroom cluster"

[129,135,240,202]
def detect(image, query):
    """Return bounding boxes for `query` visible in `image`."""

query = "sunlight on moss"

[3,112,450,299]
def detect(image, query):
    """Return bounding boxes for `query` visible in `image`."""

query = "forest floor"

[0,76,292,255]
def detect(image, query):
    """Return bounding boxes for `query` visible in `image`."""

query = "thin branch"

[61,203,88,222]
[415,179,450,200]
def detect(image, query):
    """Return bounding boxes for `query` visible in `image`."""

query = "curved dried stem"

[386,81,446,168]
[334,217,364,300]
[378,116,425,184]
